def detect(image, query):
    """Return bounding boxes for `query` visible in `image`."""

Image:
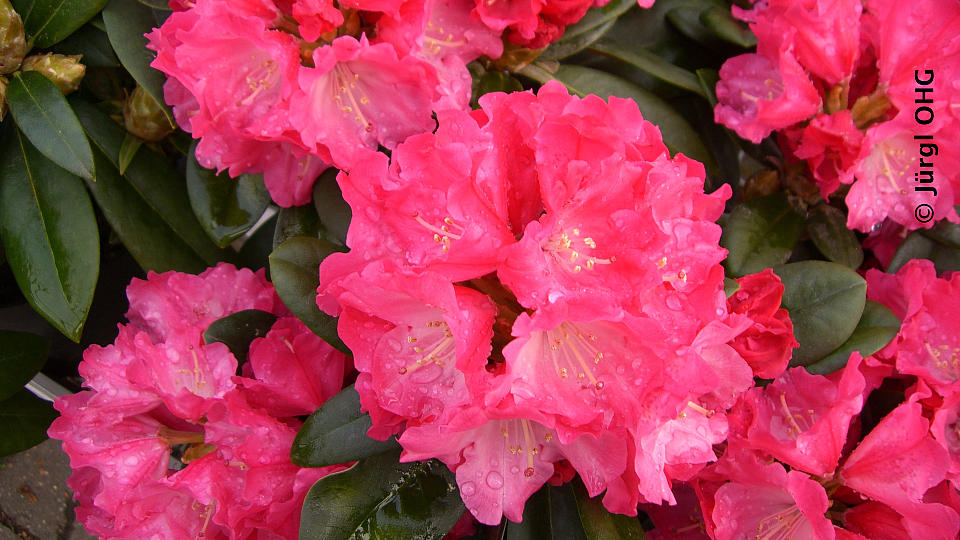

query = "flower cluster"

[315,81,795,524]
[643,259,960,539]
[714,0,960,232]
[48,264,349,539]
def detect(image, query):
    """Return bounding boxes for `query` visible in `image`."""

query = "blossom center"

[414,213,465,253]
[543,322,605,390]
[499,419,550,478]
[397,320,455,376]
[543,227,613,274]
[332,64,373,132]
[755,504,806,540]
[778,392,817,439]
[925,341,960,382]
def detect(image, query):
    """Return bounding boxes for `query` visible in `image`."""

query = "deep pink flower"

[725,269,798,379]
[932,391,960,490]
[793,111,864,198]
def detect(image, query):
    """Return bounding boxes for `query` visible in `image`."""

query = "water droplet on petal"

[461,481,477,496]
[666,295,682,311]
[523,467,535,478]
[486,471,504,489]
[123,456,139,466]
[410,363,443,384]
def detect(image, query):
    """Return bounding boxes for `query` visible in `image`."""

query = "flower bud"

[20,53,86,94]
[123,85,175,141]
[0,76,7,121]
[0,0,26,74]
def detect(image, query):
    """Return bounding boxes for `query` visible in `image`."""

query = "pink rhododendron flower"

[725,269,797,379]
[792,111,864,198]
[932,391,960,490]
[49,264,350,539]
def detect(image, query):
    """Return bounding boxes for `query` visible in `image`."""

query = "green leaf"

[274,204,321,249]
[507,483,587,540]
[312,168,351,246]
[775,261,866,367]
[0,330,48,402]
[53,23,121,68]
[102,0,173,123]
[0,129,99,342]
[888,224,960,275]
[572,480,644,540]
[519,63,716,173]
[807,204,863,270]
[805,301,901,375]
[721,193,804,277]
[292,385,400,468]
[203,309,278,364]
[268,236,348,353]
[723,277,740,298]
[558,0,634,44]
[7,72,95,180]
[699,6,757,48]
[20,0,108,47]
[73,99,229,265]
[588,40,704,96]
[300,451,464,540]
[118,133,142,175]
[186,145,271,248]
[664,1,728,46]
[83,144,207,273]
[0,389,57,457]
[695,68,719,108]
[541,18,617,61]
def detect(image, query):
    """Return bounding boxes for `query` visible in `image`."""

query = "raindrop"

[486,471,504,489]
[523,467,535,478]
[123,456,140,466]
[696,425,708,438]
[666,295,682,311]
[410,363,444,384]
[461,482,477,496]
[387,339,402,352]
[616,365,626,375]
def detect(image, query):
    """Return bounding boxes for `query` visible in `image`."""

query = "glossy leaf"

[888,225,960,274]
[519,63,716,172]
[722,193,804,277]
[312,169,351,246]
[695,68,719,107]
[53,23,120,68]
[102,0,172,123]
[807,204,863,270]
[723,277,740,298]
[268,236,348,353]
[73,99,228,265]
[806,301,901,375]
[118,133,142,175]
[471,68,526,106]
[300,451,464,540]
[507,483,587,540]
[186,145,271,248]
[83,144,207,273]
[274,204,321,249]
[0,129,99,342]
[559,0,634,44]
[203,309,278,364]
[7,72,94,180]
[572,480,644,540]
[589,40,704,96]
[19,0,108,47]
[775,261,866,367]
[292,385,399,467]
[0,389,57,457]
[0,330,48,402]
[664,1,727,46]
[699,6,757,48]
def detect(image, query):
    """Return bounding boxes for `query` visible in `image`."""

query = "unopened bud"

[21,53,86,94]
[0,0,27,74]
[0,76,7,121]
[123,85,175,141]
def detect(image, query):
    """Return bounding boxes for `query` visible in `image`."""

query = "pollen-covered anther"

[686,401,715,418]
[397,320,455,375]
[544,227,613,275]
[543,322,605,390]
[414,213,464,253]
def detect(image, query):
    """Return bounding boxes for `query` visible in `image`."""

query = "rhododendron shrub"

[714,0,960,233]
[315,81,790,524]
[47,264,349,539]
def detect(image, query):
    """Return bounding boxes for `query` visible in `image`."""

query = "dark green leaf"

[7,72,94,180]
[0,389,57,457]
[312,168,351,246]
[0,330,48,402]
[699,6,757,48]
[805,301,901,375]
[237,212,278,271]
[721,193,804,277]
[471,68,526,107]
[300,451,464,540]
[888,231,960,274]
[559,0,634,44]
[572,480,644,540]
[274,204,321,249]
[292,385,399,467]
[540,19,617,61]
[118,133,142,175]
[775,261,866,367]
[186,145,271,248]
[137,0,172,9]
[0,129,99,342]
[203,309,278,364]
[84,144,207,273]
[723,277,740,298]
[807,204,863,269]
[664,1,726,46]
[588,40,704,96]
[507,483,587,540]
[269,236,347,353]
[52,23,120,68]
[919,220,960,250]
[102,0,172,123]
[695,68,719,108]
[73,99,229,265]
[519,63,716,172]
[20,0,108,47]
